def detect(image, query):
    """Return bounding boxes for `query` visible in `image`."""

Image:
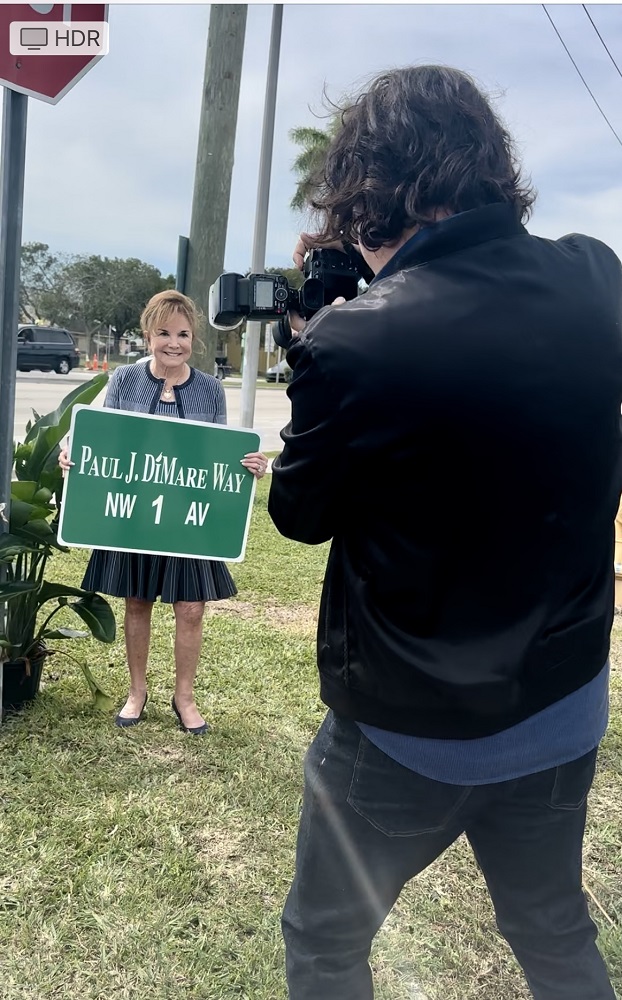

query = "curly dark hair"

[308,65,536,251]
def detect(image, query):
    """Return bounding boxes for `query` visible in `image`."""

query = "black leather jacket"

[268,203,622,738]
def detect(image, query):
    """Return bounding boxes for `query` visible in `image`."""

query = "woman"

[60,290,268,734]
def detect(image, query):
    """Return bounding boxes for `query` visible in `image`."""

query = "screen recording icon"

[20,27,49,50]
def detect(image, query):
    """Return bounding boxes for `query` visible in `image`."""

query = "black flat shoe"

[171,697,209,736]
[115,693,148,728]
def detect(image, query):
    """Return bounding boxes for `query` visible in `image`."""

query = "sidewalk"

[15,370,289,453]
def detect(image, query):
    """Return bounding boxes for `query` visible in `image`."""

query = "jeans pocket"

[346,733,473,837]
[303,711,338,785]
[549,748,598,811]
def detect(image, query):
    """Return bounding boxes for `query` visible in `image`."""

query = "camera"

[208,248,372,344]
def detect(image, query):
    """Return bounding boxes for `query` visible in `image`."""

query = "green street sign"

[58,407,261,562]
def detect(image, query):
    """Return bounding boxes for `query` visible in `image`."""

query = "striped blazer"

[104,362,227,423]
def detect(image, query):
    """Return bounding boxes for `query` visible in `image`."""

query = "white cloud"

[532,185,622,261]
[18,3,622,277]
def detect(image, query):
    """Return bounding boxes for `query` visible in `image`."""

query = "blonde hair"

[140,289,203,344]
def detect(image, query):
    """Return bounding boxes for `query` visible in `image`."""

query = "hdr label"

[10,21,109,56]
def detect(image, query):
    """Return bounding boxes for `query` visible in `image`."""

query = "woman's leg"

[172,600,207,728]
[117,597,153,718]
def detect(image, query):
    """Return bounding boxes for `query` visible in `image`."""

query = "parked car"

[17,325,81,375]
[265,359,292,383]
[215,355,232,381]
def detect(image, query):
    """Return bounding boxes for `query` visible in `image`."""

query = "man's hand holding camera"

[289,231,347,336]
[208,235,367,347]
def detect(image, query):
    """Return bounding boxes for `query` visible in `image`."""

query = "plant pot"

[1,644,49,711]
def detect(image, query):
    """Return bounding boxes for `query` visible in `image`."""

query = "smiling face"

[145,307,193,373]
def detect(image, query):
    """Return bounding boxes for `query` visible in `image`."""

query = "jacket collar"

[371,203,527,285]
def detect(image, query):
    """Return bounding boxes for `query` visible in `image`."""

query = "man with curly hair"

[268,65,622,999]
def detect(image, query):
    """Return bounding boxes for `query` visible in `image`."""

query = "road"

[13,371,291,453]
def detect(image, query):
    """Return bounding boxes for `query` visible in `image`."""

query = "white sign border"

[57,404,261,564]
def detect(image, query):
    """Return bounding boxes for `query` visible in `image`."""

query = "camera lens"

[300,277,324,315]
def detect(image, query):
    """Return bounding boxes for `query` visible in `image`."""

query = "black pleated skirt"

[82,549,237,604]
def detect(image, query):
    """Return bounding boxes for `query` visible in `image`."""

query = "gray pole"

[240,4,283,429]
[0,88,28,714]
[184,4,248,376]
[176,235,189,293]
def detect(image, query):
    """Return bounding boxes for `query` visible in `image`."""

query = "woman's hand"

[59,445,74,475]
[241,451,269,479]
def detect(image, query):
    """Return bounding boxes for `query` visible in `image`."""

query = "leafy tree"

[50,256,174,351]
[264,265,304,289]
[289,117,341,212]
[20,242,68,323]
[20,248,174,352]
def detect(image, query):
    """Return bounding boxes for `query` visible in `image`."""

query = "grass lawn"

[1,477,621,1000]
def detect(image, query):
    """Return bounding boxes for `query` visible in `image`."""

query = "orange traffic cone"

[102,353,108,372]
[85,354,92,371]
[92,354,99,371]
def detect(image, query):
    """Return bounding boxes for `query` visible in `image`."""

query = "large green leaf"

[12,519,55,542]
[36,583,116,643]
[79,661,115,711]
[13,447,34,483]
[27,409,42,432]
[33,487,53,504]
[11,524,65,554]
[39,469,63,497]
[0,581,39,601]
[67,596,116,644]
[0,533,40,560]
[9,500,51,530]
[10,481,38,503]
[22,427,65,485]
[38,582,93,602]
[20,373,109,482]
[23,373,109,443]
[42,628,89,639]
[8,500,36,529]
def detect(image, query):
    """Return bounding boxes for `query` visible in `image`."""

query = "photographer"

[268,66,622,999]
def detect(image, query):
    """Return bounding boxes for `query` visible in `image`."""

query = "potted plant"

[1,374,116,713]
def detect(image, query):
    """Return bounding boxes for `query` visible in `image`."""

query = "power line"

[542,4,622,149]
[582,5,622,82]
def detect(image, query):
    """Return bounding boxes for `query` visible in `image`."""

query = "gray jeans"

[282,711,616,1000]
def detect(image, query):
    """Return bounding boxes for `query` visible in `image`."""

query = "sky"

[13,2,622,278]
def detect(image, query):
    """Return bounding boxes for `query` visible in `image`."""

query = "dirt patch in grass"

[207,599,257,619]
[207,597,318,638]
[263,602,318,636]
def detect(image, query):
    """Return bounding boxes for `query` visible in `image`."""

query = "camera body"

[208,248,367,333]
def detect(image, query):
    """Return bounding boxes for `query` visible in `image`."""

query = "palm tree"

[289,117,341,211]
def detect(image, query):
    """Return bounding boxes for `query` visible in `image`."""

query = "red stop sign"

[0,4,108,104]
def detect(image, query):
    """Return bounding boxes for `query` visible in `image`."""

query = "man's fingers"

[293,232,318,269]
[293,232,348,270]
[288,309,306,335]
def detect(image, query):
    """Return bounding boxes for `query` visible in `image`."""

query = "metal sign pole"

[239,4,283,428]
[0,86,28,718]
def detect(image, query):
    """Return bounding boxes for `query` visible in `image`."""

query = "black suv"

[17,326,81,375]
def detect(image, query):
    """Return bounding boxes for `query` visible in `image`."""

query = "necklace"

[157,366,188,401]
